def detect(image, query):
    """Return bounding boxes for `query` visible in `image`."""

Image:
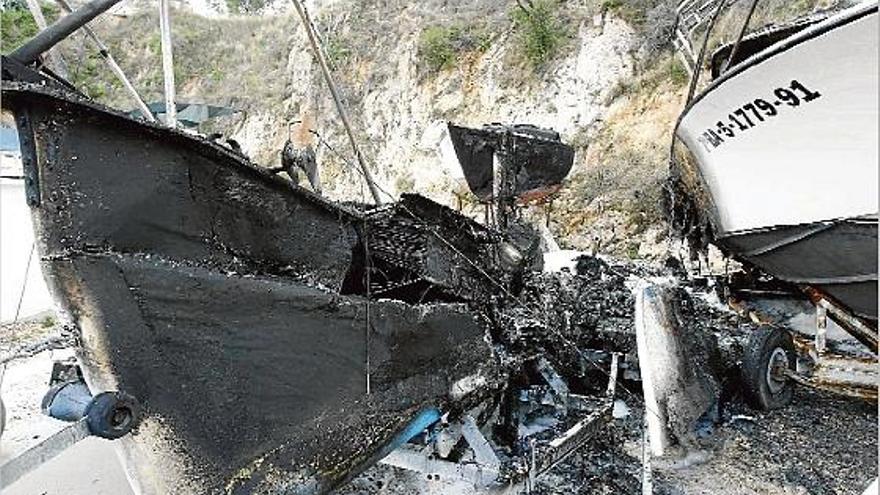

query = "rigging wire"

[364,219,372,395]
[723,0,761,73]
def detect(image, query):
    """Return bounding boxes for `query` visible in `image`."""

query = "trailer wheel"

[742,326,795,410]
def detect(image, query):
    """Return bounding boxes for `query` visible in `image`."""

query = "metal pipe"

[158,0,177,127]
[10,0,123,66]
[289,0,383,204]
[803,286,878,353]
[684,0,728,105]
[23,0,69,78]
[54,0,156,122]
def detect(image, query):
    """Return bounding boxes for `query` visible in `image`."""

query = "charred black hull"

[1,82,499,494]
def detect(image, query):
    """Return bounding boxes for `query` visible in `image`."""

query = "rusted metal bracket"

[803,286,878,353]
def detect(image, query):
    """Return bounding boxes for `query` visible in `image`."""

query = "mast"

[289,0,383,204]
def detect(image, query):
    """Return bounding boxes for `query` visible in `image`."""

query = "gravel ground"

[530,386,878,495]
[654,389,878,495]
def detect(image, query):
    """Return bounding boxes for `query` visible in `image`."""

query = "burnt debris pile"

[342,194,505,303]
[493,255,658,377]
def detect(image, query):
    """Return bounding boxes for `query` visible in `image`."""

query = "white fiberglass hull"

[675,2,878,319]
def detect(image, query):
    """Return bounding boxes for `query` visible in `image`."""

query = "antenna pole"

[289,0,383,204]
[158,0,177,127]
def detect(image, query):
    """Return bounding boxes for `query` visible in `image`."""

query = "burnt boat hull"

[673,3,879,320]
[447,123,574,203]
[1,82,498,494]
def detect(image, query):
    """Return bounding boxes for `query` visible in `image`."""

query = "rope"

[13,243,35,323]
[364,218,372,395]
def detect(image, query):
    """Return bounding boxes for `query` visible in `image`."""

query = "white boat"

[672,1,878,321]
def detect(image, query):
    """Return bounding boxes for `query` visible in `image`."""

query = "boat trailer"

[0,351,623,493]
[734,286,878,409]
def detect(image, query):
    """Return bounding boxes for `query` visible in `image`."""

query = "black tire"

[85,391,141,439]
[742,325,795,410]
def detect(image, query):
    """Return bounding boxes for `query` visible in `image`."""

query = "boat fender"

[84,391,141,439]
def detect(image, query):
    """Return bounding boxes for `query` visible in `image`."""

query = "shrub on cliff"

[418,23,493,73]
[511,0,567,68]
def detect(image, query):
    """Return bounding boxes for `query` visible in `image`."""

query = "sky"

[1,126,20,152]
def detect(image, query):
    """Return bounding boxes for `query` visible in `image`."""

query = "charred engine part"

[496,255,641,367]
[273,119,321,193]
[280,140,321,194]
[448,123,574,231]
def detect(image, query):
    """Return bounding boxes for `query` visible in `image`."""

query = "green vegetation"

[70,51,123,100]
[394,171,415,193]
[420,26,457,71]
[40,314,56,328]
[1,6,38,53]
[1,1,59,53]
[324,34,352,67]
[418,23,493,73]
[510,0,567,68]
[609,55,689,100]
[225,0,267,14]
